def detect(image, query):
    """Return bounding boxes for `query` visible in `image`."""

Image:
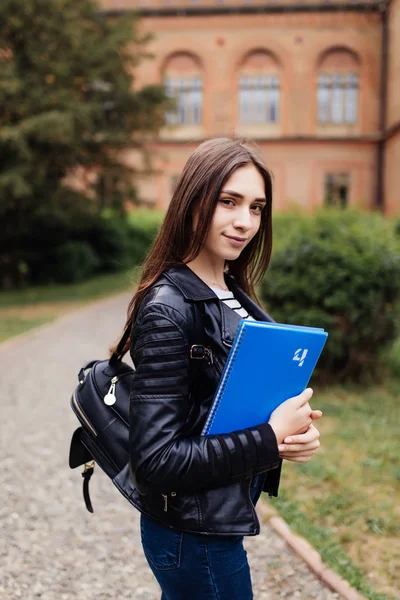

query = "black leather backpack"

[68,324,135,512]
[68,308,211,513]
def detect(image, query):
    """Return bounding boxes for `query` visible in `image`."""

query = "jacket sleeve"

[129,303,280,494]
[263,458,283,497]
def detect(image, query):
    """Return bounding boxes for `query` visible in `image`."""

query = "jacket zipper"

[161,491,177,512]
[72,390,97,437]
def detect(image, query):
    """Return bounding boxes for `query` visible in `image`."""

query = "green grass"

[0,268,140,342]
[266,380,400,600]
[272,495,389,600]
[0,268,139,307]
[0,316,54,341]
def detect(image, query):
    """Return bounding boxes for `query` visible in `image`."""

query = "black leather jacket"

[127,263,283,536]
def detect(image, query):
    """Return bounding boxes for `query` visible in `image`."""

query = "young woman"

[112,137,322,599]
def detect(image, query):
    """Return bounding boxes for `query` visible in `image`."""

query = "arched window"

[163,53,203,126]
[238,50,280,124]
[317,49,360,125]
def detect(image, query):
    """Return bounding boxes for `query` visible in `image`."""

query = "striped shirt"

[209,287,256,321]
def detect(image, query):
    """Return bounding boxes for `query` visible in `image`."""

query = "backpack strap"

[188,300,213,369]
[69,427,95,513]
[82,462,95,513]
[111,302,213,367]
[109,323,132,366]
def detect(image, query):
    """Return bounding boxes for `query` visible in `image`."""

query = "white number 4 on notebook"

[293,348,308,367]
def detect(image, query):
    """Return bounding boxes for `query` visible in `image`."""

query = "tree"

[0,0,167,287]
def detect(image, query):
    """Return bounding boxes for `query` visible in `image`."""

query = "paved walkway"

[1,293,340,599]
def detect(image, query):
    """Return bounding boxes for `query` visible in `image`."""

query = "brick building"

[100,0,399,214]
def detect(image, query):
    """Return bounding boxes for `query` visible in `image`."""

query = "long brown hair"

[110,136,273,359]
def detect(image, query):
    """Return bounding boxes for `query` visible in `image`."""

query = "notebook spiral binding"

[202,322,247,435]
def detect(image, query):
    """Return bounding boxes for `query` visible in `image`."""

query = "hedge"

[261,209,400,383]
[5,209,164,286]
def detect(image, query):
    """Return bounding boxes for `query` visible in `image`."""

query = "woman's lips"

[223,234,247,247]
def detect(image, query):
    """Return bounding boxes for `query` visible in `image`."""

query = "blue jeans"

[139,476,262,600]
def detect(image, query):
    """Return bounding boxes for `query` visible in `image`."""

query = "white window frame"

[318,73,359,124]
[239,75,280,124]
[164,77,203,126]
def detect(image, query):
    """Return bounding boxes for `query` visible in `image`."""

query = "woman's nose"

[233,208,252,230]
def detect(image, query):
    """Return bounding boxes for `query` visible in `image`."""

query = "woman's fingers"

[311,410,323,420]
[280,453,315,463]
[278,423,321,461]
[280,449,316,458]
[282,423,320,445]
[278,440,320,453]
[292,388,313,407]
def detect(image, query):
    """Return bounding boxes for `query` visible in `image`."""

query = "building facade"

[101,0,399,214]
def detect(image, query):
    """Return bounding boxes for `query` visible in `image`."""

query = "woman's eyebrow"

[221,189,267,203]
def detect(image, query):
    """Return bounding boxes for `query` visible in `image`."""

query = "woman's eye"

[220,199,234,206]
[252,205,263,213]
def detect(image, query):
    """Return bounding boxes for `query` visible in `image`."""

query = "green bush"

[15,210,124,285]
[127,208,165,230]
[95,208,163,269]
[384,337,400,380]
[38,241,100,284]
[85,216,134,272]
[126,209,164,265]
[4,206,163,287]
[272,208,308,254]
[261,209,400,382]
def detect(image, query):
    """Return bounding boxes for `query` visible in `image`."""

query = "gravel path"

[1,293,340,600]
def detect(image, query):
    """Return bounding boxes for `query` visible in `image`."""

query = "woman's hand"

[289,408,323,436]
[268,388,314,445]
[278,423,321,463]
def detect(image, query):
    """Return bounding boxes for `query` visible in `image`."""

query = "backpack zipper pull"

[104,376,119,406]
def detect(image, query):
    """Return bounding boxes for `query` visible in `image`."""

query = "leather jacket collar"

[163,263,274,345]
[163,263,220,302]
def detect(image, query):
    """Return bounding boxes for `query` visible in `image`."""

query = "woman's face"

[194,163,267,263]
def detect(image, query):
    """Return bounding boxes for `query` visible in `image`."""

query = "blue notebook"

[201,321,328,436]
